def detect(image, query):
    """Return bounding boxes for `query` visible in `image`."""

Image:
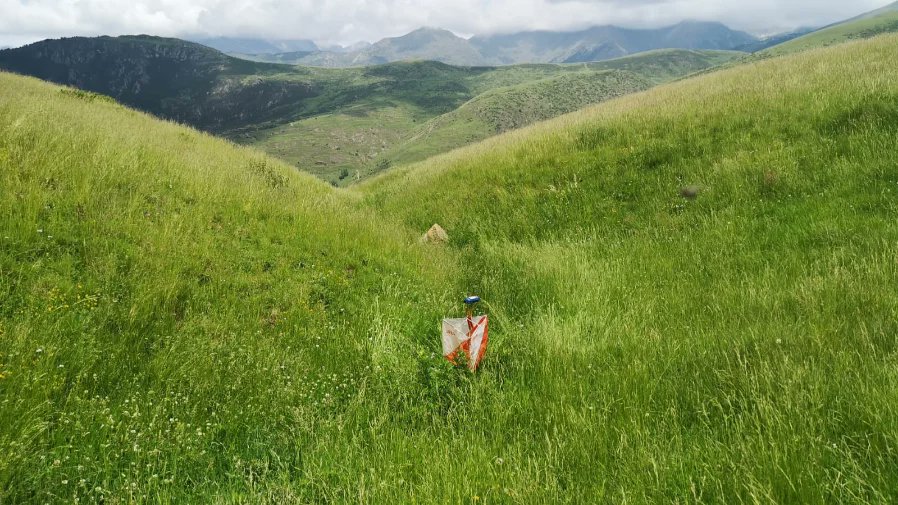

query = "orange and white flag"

[442,315,489,371]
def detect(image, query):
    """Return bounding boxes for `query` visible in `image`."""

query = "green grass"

[244,50,742,185]
[761,9,898,57]
[1,39,741,186]
[248,105,420,182]
[380,70,649,171]
[3,34,898,503]
[0,77,459,502]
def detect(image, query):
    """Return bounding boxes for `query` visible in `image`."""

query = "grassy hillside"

[0,38,740,186]
[761,4,898,56]
[572,48,742,84]
[247,50,742,184]
[381,70,649,171]
[358,35,898,502]
[0,71,459,503]
[4,34,898,503]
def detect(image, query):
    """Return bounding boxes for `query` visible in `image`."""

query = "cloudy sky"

[0,0,893,48]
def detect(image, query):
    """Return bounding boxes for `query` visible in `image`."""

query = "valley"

[8,6,897,188]
[3,3,898,502]
[3,33,898,501]
[0,39,741,184]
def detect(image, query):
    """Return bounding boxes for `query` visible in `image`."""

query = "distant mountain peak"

[7,20,760,72]
[387,27,465,42]
[407,26,458,35]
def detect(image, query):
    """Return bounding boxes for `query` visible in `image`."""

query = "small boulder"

[680,185,702,200]
[421,224,449,244]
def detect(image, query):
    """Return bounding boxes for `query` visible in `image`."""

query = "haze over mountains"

[217,21,759,67]
[191,37,319,55]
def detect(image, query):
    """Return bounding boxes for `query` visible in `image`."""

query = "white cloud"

[0,0,893,47]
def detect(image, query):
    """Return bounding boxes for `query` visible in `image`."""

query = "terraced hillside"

[0,37,741,185]
[3,33,898,503]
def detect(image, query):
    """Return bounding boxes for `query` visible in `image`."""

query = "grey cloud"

[0,0,892,47]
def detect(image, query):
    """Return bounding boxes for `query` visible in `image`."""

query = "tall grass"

[358,35,898,503]
[2,35,898,503]
[0,74,458,503]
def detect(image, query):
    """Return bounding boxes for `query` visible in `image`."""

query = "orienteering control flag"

[442,315,489,371]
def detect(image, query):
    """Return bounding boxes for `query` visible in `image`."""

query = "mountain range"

[3,2,897,184]
[234,22,758,67]
[191,37,376,55]
[190,36,319,54]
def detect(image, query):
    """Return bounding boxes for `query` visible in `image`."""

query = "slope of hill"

[0,69,457,503]
[760,2,898,56]
[3,33,898,503]
[0,37,741,185]
[357,36,898,501]
[839,0,898,23]
[245,49,742,183]
[575,48,742,84]
[0,36,317,132]
[373,70,649,171]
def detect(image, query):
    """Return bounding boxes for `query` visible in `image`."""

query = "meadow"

[758,8,898,57]
[2,34,898,503]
